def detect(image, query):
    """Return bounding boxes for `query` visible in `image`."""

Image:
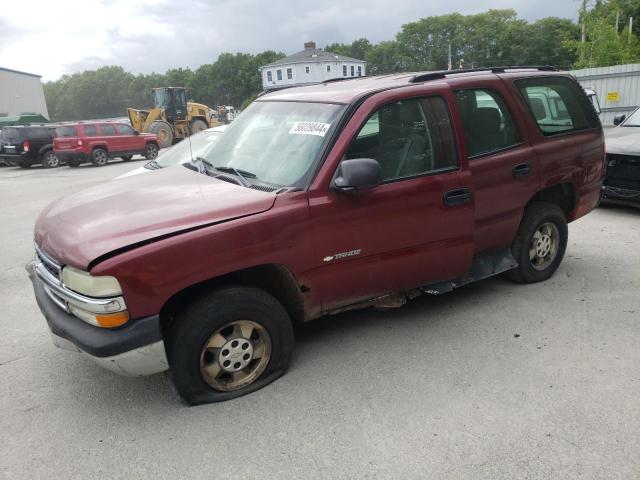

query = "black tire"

[17,160,31,169]
[120,155,133,161]
[149,121,173,148]
[507,202,568,284]
[168,286,294,405]
[91,148,109,167]
[67,160,81,168]
[144,143,159,160]
[41,150,60,168]
[190,119,207,135]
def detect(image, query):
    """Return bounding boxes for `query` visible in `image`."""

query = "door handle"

[443,188,471,206]
[512,162,530,178]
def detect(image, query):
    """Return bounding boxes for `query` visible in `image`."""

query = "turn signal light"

[95,311,130,328]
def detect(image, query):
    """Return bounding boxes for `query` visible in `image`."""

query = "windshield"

[153,89,170,108]
[200,100,345,187]
[622,108,640,127]
[155,129,223,168]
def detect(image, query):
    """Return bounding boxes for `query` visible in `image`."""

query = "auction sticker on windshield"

[289,122,331,137]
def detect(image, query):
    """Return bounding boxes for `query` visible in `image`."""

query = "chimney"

[304,41,316,50]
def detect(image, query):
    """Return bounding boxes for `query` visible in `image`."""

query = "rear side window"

[346,96,458,181]
[454,89,521,158]
[55,126,78,137]
[516,77,600,136]
[101,124,117,136]
[84,125,98,136]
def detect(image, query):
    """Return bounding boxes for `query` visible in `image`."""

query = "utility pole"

[616,11,620,32]
[630,17,634,43]
[580,0,587,62]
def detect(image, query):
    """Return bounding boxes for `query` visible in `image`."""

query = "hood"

[605,127,640,156]
[35,166,277,269]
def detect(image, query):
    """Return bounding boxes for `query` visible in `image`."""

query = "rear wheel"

[149,121,173,148]
[120,155,133,161]
[190,119,207,135]
[168,286,294,405]
[144,143,159,160]
[507,202,568,284]
[91,148,109,167]
[41,150,60,168]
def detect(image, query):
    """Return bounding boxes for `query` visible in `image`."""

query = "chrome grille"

[35,243,61,280]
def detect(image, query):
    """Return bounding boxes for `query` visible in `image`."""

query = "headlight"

[61,266,129,328]
[61,266,122,297]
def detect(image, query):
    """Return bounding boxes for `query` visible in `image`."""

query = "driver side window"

[346,96,457,181]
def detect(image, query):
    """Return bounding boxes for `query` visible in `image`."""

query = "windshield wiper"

[191,157,255,187]
[212,166,256,187]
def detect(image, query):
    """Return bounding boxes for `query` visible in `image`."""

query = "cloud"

[0,0,579,81]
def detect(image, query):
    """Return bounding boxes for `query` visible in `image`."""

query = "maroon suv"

[54,122,159,167]
[28,67,604,404]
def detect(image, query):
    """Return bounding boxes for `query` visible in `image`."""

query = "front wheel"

[144,143,158,160]
[507,202,568,284]
[168,286,294,405]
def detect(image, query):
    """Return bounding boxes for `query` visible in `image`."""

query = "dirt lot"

[1,162,639,480]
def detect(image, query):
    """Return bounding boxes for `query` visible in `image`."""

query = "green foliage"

[43,3,640,121]
[569,0,640,68]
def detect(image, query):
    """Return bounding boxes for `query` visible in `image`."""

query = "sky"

[0,0,580,81]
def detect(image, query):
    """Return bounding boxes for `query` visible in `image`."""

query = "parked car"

[54,122,159,167]
[0,125,60,168]
[28,67,603,405]
[116,125,227,178]
[603,108,640,205]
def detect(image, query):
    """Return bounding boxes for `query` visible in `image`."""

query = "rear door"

[0,127,24,155]
[54,125,79,151]
[450,78,541,255]
[307,86,476,313]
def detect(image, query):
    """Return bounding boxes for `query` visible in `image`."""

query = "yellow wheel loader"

[127,87,220,148]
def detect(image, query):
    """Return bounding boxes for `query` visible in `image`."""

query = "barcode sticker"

[289,122,331,137]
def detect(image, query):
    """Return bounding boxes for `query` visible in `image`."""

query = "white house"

[259,41,366,90]
[0,67,49,118]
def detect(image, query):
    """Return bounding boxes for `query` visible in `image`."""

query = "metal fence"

[571,64,640,126]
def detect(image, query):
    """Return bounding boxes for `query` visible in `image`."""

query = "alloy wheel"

[529,222,560,270]
[199,320,272,392]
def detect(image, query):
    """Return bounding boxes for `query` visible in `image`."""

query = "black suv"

[0,126,60,168]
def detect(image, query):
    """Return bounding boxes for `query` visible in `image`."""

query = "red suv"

[29,67,603,404]
[54,122,159,167]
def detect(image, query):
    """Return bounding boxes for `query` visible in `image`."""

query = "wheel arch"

[525,182,576,220]
[158,263,306,337]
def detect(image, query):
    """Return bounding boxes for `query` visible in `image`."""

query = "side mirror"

[133,130,140,135]
[332,158,382,192]
[613,114,626,126]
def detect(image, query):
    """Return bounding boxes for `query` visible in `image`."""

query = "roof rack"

[410,65,557,83]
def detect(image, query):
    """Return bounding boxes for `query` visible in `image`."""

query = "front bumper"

[602,185,640,204]
[26,259,169,376]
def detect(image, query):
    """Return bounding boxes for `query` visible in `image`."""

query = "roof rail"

[410,65,557,83]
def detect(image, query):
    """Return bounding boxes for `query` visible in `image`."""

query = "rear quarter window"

[516,77,600,136]
[56,126,78,137]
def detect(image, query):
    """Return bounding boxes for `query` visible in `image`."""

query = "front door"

[307,90,476,313]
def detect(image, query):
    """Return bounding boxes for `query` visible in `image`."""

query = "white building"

[571,63,640,126]
[0,67,49,119]
[259,41,366,90]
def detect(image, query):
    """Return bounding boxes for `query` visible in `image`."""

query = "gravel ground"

[1,161,639,480]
